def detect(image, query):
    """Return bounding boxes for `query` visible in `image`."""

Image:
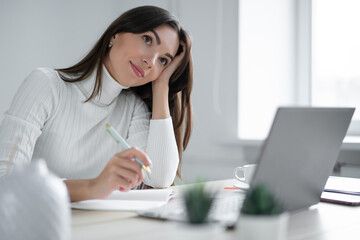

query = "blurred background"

[1,0,359,183]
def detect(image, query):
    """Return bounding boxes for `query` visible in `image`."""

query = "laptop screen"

[251,107,354,211]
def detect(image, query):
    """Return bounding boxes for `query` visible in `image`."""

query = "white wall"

[173,0,245,183]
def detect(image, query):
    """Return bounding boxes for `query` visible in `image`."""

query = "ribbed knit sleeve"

[144,118,179,188]
[0,69,59,178]
[126,98,179,188]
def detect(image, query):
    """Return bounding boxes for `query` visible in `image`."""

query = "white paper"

[324,176,360,195]
[71,189,174,211]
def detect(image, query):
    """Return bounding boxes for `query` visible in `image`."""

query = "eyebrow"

[151,30,161,45]
[150,29,174,61]
[165,53,174,61]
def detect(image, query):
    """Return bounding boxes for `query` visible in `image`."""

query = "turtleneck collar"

[76,65,129,106]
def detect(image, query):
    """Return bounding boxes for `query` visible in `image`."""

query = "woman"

[0,6,193,202]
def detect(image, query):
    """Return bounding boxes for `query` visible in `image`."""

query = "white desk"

[71,179,360,240]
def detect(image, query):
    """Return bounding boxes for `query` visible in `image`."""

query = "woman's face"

[104,24,180,87]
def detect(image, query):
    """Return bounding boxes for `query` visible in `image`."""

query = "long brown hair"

[56,6,193,182]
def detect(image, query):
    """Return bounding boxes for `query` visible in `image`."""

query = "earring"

[108,42,113,48]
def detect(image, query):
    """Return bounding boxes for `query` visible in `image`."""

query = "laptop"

[138,107,355,222]
[251,107,354,211]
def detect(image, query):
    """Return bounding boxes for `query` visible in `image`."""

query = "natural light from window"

[312,0,360,121]
[238,0,360,140]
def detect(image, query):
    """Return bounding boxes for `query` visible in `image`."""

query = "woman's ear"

[109,34,118,47]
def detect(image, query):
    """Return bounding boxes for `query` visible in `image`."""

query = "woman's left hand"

[151,42,186,119]
[152,42,186,91]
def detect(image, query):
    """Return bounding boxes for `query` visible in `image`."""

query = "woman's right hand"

[64,147,151,202]
[88,147,151,199]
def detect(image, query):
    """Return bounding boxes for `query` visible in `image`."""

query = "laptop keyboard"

[137,193,244,224]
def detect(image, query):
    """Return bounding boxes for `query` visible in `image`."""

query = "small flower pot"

[236,212,289,240]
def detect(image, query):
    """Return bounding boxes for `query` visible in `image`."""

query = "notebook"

[324,176,360,195]
[138,107,355,221]
[321,176,360,206]
[71,189,174,211]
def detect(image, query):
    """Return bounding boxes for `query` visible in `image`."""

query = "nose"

[143,55,156,68]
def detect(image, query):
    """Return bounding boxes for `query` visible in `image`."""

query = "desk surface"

[71,179,360,240]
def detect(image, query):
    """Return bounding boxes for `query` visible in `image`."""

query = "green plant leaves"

[183,183,214,224]
[241,183,283,215]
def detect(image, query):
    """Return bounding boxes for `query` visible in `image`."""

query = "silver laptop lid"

[251,107,355,212]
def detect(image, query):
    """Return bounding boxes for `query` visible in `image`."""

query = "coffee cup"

[233,164,257,184]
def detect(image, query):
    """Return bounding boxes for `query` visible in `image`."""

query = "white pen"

[105,124,151,173]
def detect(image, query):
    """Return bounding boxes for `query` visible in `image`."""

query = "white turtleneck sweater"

[0,66,179,188]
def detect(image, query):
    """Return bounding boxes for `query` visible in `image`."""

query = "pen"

[105,124,151,173]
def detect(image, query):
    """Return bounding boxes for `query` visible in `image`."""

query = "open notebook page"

[71,189,174,211]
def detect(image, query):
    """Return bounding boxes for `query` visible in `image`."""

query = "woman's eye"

[142,35,152,45]
[160,58,168,66]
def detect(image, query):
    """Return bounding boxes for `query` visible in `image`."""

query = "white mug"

[233,164,257,184]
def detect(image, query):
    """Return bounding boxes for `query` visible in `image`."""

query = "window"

[238,0,360,140]
[312,0,360,135]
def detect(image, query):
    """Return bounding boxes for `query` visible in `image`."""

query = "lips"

[130,62,144,78]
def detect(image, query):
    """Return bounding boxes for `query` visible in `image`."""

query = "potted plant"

[183,182,214,224]
[237,183,289,240]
